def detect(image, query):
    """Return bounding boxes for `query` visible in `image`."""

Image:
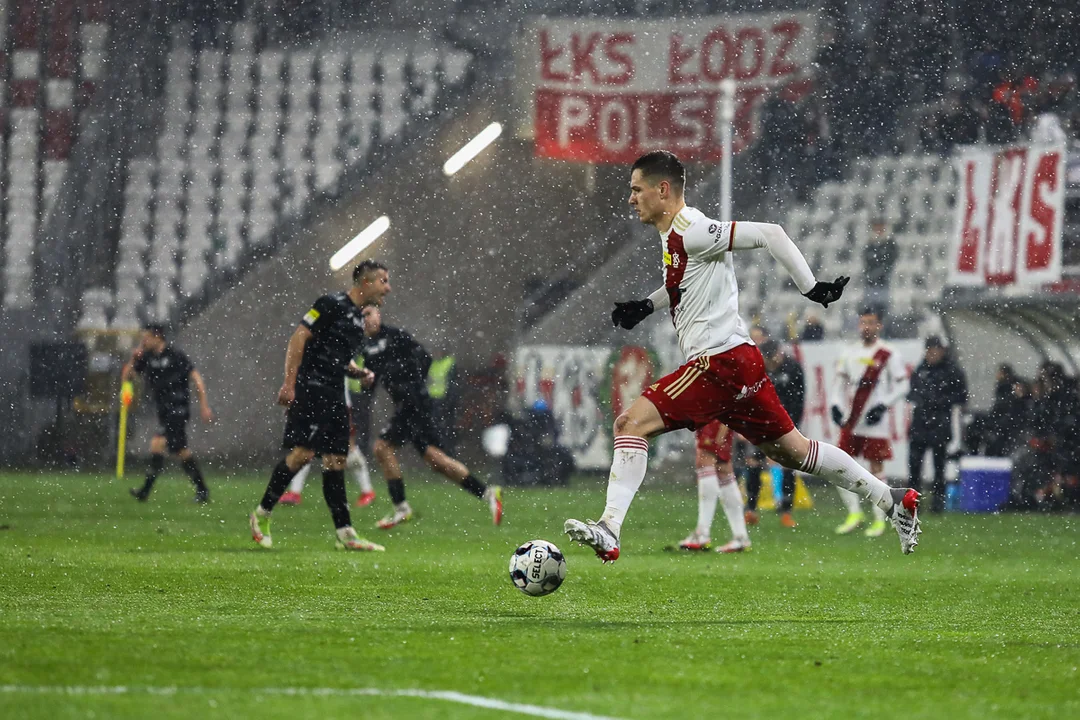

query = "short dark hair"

[858,306,881,319]
[759,340,780,358]
[143,323,166,339]
[631,151,685,194]
[353,260,387,285]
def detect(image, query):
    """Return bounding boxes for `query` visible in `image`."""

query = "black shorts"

[283,388,350,456]
[381,400,443,456]
[156,412,189,454]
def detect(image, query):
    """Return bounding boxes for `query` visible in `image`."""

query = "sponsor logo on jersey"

[663,251,672,267]
[736,377,767,400]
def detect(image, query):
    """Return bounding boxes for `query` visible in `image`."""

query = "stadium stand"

[1,0,108,311]
[758,154,955,337]
[103,23,472,329]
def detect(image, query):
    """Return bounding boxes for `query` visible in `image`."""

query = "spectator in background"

[801,312,825,341]
[745,340,806,528]
[862,218,898,317]
[427,346,459,455]
[985,364,1029,457]
[1012,362,1079,508]
[907,336,968,512]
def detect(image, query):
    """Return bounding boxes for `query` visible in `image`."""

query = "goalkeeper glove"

[865,404,887,425]
[831,406,844,427]
[803,276,850,308]
[611,299,654,330]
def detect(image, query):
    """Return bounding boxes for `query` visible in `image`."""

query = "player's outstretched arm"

[731,222,848,307]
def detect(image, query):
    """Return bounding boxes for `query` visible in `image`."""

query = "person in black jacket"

[744,340,806,527]
[359,304,503,530]
[907,336,968,513]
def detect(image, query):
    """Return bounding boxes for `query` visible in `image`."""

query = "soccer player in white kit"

[830,307,910,537]
[564,151,921,562]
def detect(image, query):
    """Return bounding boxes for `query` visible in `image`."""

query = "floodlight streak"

[443,122,502,175]
[330,216,390,270]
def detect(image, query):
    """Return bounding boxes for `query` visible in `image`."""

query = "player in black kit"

[249,261,389,551]
[359,304,503,529]
[123,324,213,503]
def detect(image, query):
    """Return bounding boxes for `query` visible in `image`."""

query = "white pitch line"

[0,685,626,720]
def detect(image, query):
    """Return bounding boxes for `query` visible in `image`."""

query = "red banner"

[949,145,1065,287]
[522,14,818,163]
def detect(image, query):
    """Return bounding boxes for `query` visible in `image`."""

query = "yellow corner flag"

[117,381,133,478]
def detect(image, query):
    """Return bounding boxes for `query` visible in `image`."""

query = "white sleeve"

[680,218,732,260]
[647,286,669,310]
[729,222,817,294]
[878,351,911,408]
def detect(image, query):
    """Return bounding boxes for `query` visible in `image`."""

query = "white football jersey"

[830,339,910,439]
[658,206,751,361]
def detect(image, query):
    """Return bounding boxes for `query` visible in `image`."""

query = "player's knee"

[286,447,314,470]
[373,440,392,461]
[323,455,346,471]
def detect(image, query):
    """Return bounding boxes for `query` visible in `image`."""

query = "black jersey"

[133,346,194,415]
[361,325,432,405]
[297,292,366,392]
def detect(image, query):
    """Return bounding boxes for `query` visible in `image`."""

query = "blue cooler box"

[958,457,1012,512]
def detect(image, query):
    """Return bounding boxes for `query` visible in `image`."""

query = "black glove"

[831,406,844,426]
[803,276,850,308]
[865,404,887,426]
[611,298,654,330]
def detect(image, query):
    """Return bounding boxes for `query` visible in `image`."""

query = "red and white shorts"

[695,420,733,462]
[643,343,795,446]
[838,429,893,462]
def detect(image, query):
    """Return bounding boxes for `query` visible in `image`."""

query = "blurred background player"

[745,339,805,528]
[123,324,213,504]
[830,308,910,537]
[360,304,503,529]
[673,421,752,553]
[907,336,968,512]
[248,261,388,552]
[279,369,376,507]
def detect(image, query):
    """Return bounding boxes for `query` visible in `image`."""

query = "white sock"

[803,440,894,513]
[871,471,889,522]
[256,505,271,517]
[347,446,373,494]
[335,526,355,541]
[717,472,749,543]
[599,436,650,536]
[836,487,863,515]
[287,462,312,494]
[695,467,721,537]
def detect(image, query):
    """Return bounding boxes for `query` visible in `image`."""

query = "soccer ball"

[508,540,567,597]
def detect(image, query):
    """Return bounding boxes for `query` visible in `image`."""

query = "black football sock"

[181,457,208,492]
[322,469,352,529]
[778,468,796,513]
[460,474,487,499]
[387,477,407,505]
[139,454,165,495]
[744,467,761,511]
[259,460,299,511]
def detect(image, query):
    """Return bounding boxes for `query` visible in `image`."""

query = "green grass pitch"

[1,469,1078,719]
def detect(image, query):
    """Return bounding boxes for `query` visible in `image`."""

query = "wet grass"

[1,470,1078,719]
